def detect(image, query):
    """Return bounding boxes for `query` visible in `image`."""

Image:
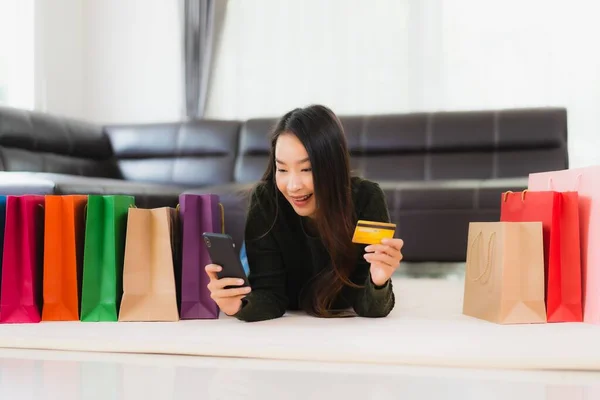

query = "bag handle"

[547,173,582,191]
[173,201,224,233]
[219,203,225,233]
[465,231,496,283]
[503,190,528,203]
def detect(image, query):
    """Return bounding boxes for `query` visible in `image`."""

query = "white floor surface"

[0,278,598,371]
[0,348,599,399]
[0,277,600,399]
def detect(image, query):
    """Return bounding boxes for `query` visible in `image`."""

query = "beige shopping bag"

[462,221,547,324]
[118,207,180,322]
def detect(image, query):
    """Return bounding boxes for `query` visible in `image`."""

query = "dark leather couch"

[0,106,568,262]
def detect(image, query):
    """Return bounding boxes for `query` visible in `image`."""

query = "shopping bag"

[179,194,224,319]
[462,221,547,324]
[119,207,180,322]
[528,166,599,323]
[42,195,88,321]
[0,195,45,323]
[0,196,6,262]
[80,195,135,322]
[500,190,582,322]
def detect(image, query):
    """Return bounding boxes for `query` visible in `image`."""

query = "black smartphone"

[202,232,249,288]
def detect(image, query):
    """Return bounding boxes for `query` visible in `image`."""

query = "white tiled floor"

[0,348,599,399]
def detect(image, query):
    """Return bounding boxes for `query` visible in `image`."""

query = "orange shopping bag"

[42,195,88,321]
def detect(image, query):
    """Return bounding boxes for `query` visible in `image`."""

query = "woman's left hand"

[363,238,404,287]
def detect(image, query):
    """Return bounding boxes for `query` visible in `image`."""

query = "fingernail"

[245,287,252,292]
[365,246,372,251]
[238,279,244,285]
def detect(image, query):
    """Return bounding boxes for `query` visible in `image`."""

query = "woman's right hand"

[205,264,252,316]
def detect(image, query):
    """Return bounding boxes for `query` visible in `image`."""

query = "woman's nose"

[287,174,303,191]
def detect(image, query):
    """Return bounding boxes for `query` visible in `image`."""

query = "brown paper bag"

[462,221,547,324]
[118,207,180,322]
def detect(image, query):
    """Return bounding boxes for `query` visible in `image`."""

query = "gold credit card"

[352,220,396,245]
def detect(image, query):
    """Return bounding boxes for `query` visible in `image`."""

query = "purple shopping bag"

[179,194,224,319]
[1,195,45,323]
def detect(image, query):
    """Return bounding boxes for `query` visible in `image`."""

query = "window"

[0,0,34,109]
[205,0,413,120]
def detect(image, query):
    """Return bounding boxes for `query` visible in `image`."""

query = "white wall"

[83,0,183,124]
[34,0,600,167]
[35,0,85,118]
[206,0,413,119]
[207,0,600,168]
[35,0,183,124]
[0,0,34,109]
[436,0,600,169]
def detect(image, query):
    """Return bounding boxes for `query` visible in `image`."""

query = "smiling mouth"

[290,193,313,206]
[291,194,312,201]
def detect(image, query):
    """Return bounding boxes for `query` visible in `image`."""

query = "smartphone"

[202,232,249,288]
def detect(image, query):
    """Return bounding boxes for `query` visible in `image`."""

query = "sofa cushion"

[233,119,274,183]
[50,174,184,209]
[0,107,121,178]
[0,172,184,209]
[0,147,122,178]
[105,120,241,187]
[0,106,113,159]
[378,177,529,261]
[234,108,568,184]
[379,177,529,211]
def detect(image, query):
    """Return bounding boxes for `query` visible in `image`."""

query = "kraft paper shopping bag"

[500,190,582,322]
[462,221,547,324]
[80,195,135,322]
[119,207,180,322]
[528,166,599,323]
[179,194,223,319]
[0,195,45,323]
[42,195,88,321]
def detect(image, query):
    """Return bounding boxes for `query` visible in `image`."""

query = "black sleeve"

[351,182,396,317]
[233,185,289,322]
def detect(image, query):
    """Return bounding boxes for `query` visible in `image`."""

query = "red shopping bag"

[500,190,582,322]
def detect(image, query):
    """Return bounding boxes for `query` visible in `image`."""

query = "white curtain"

[206,0,600,168]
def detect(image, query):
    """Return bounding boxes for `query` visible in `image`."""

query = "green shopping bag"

[80,195,135,322]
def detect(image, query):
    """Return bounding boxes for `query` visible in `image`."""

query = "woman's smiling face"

[274,133,316,218]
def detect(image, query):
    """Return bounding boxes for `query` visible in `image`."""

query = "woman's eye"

[302,168,312,172]
[276,168,287,173]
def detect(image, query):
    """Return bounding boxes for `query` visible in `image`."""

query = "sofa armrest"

[0,172,56,195]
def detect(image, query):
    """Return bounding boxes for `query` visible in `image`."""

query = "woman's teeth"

[292,194,312,202]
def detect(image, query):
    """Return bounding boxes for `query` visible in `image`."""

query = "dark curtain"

[181,0,226,119]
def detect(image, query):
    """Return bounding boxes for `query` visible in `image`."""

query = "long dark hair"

[261,105,358,317]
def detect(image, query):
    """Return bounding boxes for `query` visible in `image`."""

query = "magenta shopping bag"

[0,195,45,323]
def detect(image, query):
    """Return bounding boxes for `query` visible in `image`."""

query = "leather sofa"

[0,106,568,262]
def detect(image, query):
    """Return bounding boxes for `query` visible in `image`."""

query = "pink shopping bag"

[528,166,596,323]
[0,195,45,323]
